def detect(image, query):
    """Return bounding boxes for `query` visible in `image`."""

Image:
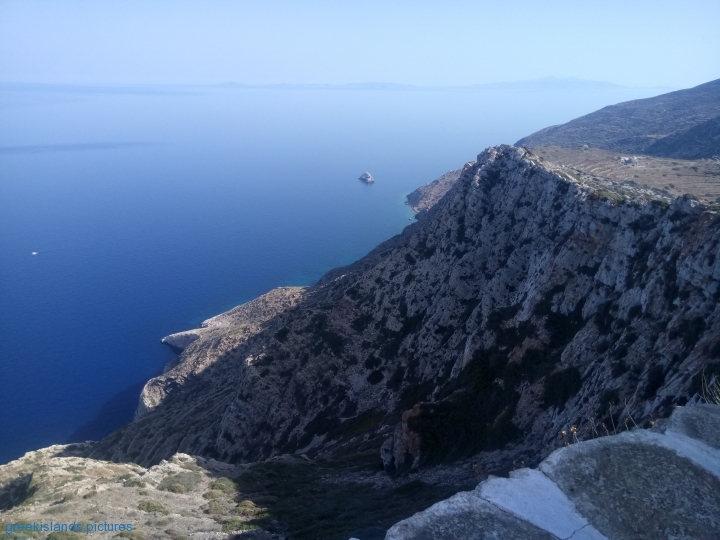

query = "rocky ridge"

[89,145,720,481]
[404,169,461,219]
[141,287,307,418]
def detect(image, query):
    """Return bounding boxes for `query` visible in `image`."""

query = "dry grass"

[702,372,720,405]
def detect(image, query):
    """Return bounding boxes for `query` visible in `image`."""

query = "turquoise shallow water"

[0,84,662,464]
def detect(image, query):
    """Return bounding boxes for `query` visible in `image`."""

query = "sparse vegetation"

[138,500,169,515]
[232,458,470,540]
[124,479,146,488]
[46,533,83,540]
[218,519,258,532]
[157,472,201,494]
[114,531,146,540]
[209,477,237,494]
[702,372,720,405]
[204,500,227,515]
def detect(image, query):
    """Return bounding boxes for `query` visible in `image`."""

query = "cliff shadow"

[65,375,160,444]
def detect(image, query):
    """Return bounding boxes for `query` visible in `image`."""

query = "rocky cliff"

[88,145,720,480]
[405,169,461,219]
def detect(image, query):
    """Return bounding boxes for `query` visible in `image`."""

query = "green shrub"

[218,519,258,532]
[82,491,97,500]
[123,479,146,488]
[205,500,226,515]
[114,531,145,540]
[138,500,169,515]
[203,490,223,500]
[235,500,266,517]
[209,478,237,495]
[46,533,83,540]
[158,472,201,494]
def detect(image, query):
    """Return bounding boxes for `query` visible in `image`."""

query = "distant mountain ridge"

[517,78,720,158]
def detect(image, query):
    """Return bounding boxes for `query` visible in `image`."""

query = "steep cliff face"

[91,146,720,473]
[139,286,308,418]
[405,169,461,219]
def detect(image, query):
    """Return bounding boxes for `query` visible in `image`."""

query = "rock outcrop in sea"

[359,172,375,183]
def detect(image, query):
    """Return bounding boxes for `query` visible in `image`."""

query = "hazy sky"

[1,0,718,88]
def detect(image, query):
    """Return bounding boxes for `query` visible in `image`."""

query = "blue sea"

[0,83,663,464]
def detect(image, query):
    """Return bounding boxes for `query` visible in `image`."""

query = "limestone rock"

[405,169,461,218]
[359,172,375,183]
[137,286,307,418]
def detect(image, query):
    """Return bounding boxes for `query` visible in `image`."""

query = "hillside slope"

[645,114,720,160]
[89,146,720,478]
[516,78,720,156]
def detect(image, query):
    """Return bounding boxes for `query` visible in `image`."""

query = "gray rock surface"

[385,405,720,540]
[517,78,720,157]
[405,169,462,218]
[664,402,720,450]
[139,286,307,417]
[359,172,375,183]
[385,491,555,540]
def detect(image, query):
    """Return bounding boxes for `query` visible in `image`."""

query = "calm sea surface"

[0,84,662,464]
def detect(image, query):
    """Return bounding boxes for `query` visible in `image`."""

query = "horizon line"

[0,77,677,92]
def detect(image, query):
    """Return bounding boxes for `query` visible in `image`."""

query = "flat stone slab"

[664,403,720,451]
[477,468,607,540]
[540,429,720,540]
[384,491,555,540]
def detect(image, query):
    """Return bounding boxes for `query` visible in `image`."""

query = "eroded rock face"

[137,286,308,418]
[405,169,461,218]
[91,146,720,472]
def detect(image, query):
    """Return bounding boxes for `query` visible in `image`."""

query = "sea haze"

[0,83,663,464]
